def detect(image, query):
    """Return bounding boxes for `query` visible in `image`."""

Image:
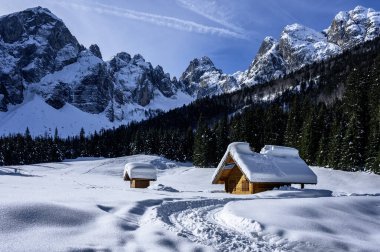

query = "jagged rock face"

[109,53,178,107]
[35,49,113,114]
[179,56,239,98]
[89,44,102,59]
[327,6,380,49]
[279,24,341,70]
[70,62,112,114]
[243,37,286,85]
[180,56,220,85]
[0,7,81,111]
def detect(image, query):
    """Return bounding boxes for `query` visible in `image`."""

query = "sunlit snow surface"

[0,91,194,137]
[0,155,379,251]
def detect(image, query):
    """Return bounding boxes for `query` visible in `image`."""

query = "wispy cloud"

[176,0,245,34]
[54,1,246,39]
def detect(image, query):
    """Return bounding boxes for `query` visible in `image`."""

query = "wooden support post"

[301,183,304,189]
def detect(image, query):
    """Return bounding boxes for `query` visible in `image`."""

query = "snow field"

[0,155,379,251]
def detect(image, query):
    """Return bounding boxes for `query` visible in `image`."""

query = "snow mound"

[260,145,299,157]
[149,184,179,192]
[123,162,157,180]
[0,203,94,232]
[220,196,380,251]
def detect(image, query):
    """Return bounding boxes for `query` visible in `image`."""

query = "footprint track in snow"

[150,199,292,252]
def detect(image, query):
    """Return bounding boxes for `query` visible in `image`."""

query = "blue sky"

[1,0,380,77]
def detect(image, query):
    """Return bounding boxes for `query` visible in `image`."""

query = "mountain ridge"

[0,5,379,136]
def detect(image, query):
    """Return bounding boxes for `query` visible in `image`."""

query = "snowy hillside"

[0,155,379,251]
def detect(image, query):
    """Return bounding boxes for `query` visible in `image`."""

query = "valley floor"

[0,155,379,252]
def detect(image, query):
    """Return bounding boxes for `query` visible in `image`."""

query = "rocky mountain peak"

[240,4,380,87]
[178,56,239,98]
[327,5,380,49]
[256,36,277,57]
[281,23,326,43]
[243,36,285,85]
[89,44,102,59]
[0,6,78,49]
[109,52,131,71]
[180,56,219,83]
[0,7,81,111]
[133,53,145,61]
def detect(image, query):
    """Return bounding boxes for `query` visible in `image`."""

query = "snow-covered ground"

[0,92,194,137]
[0,156,379,251]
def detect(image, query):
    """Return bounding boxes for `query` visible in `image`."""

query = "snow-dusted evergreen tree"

[366,57,380,172]
[299,106,318,164]
[130,130,144,155]
[340,68,368,170]
[215,115,229,161]
[183,127,194,161]
[284,96,302,148]
[0,149,4,166]
[316,106,331,167]
[193,115,216,167]
[327,109,345,168]
[79,128,88,157]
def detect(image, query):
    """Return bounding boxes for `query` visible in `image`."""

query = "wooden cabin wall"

[226,166,252,194]
[221,158,292,194]
[251,182,291,193]
[131,179,150,188]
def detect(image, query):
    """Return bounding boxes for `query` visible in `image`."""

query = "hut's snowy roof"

[123,162,157,181]
[212,142,317,184]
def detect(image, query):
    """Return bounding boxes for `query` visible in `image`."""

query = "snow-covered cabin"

[212,143,317,194]
[123,162,157,188]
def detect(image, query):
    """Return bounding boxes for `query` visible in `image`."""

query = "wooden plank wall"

[227,166,252,194]
[131,179,150,188]
[251,182,291,193]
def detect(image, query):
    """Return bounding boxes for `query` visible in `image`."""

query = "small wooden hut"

[123,162,157,188]
[212,143,317,194]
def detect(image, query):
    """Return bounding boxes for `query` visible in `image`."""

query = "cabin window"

[242,180,249,191]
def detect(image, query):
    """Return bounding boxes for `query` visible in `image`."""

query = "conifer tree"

[193,115,216,167]
[215,115,229,161]
[327,109,345,169]
[340,68,368,170]
[183,127,194,161]
[193,115,207,167]
[299,105,319,164]
[366,56,380,172]
[284,96,302,148]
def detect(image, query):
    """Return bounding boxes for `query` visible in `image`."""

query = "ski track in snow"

[148,198,319,251]
[153,199,265,251]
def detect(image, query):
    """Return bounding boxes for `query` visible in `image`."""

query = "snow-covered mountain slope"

[0,156,379,251]
[239,5,380,86]
[0,7,195,136]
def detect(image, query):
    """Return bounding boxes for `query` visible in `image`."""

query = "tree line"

[0,39,379,174]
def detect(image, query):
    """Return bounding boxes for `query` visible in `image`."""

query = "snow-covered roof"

[212,142,317,184]
[123,162,157,181]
